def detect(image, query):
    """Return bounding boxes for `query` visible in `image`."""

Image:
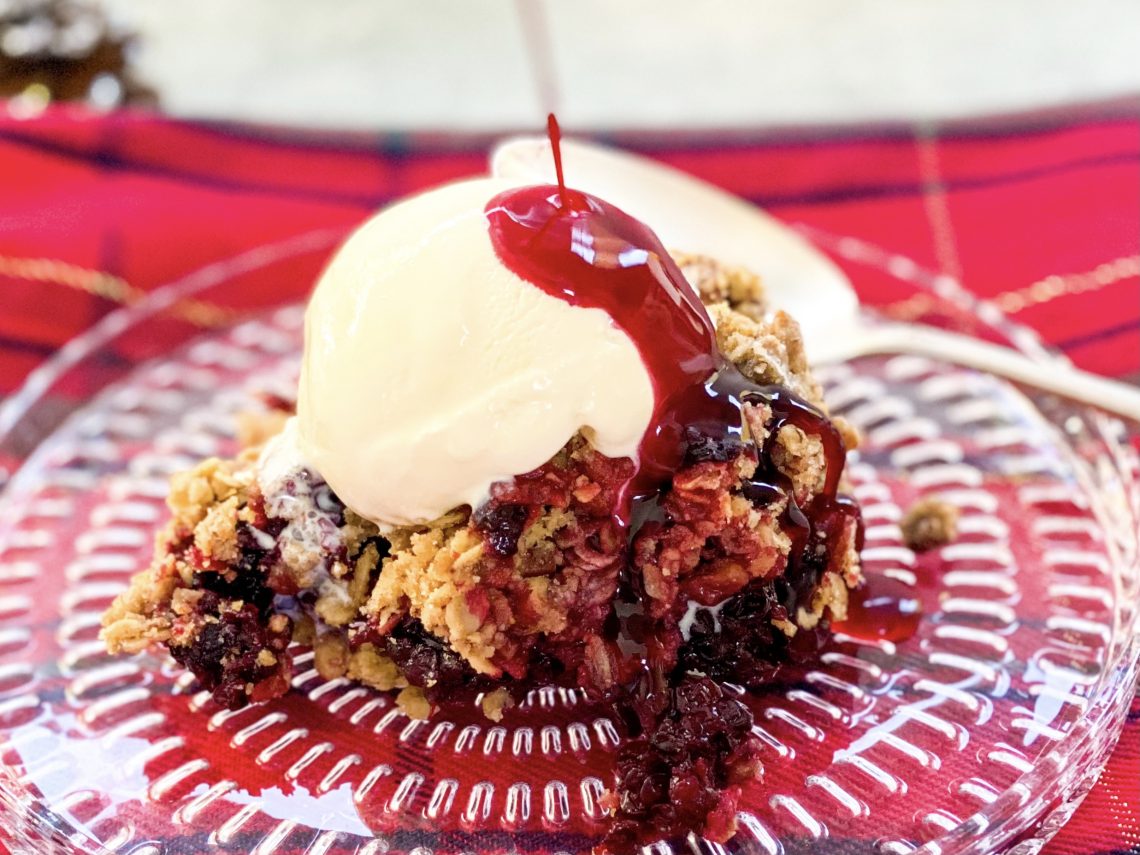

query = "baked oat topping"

[901,496,959,552]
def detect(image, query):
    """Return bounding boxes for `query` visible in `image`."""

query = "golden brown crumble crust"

[675,252,768,323]
[900,497,959,552]
[101,453,410,695]
[101,453,258,655]
[684,252,859,456]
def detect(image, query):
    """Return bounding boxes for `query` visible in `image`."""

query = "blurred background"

[4,0,1140,128]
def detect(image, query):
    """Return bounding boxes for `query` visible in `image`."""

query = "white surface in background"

[101,0,1140,129]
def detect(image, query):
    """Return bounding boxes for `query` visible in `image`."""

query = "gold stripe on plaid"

[914,126,965,284]
[880,254,1140,322]
[0,254,236,327]
[991,255,1140,314]
[880,292,940,322]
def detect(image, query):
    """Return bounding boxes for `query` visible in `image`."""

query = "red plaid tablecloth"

[0,102,1137,853]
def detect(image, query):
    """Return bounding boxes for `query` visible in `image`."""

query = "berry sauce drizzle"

[485,118,851,529]
[486,181,727,514]
[485,116,885,676]
[547,112,567,200]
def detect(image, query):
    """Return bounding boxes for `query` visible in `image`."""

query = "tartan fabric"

[0,102,1137,853]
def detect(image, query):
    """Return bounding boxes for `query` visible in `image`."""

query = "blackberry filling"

[169,592,292,711]
[383,618,481,691]
[472,502,531,557]
[605,674,761,849]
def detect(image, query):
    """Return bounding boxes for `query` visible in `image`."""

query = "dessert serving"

[101,127,863,850]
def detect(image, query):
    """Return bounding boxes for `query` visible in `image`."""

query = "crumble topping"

[771,424,827,503]
[396,686,432,720]
[900,497,959,552]
[101,450,405,708]
[710,303,824,408]
[345,643,407,692]
[353,433,632,684]
[674,251,767,322]
[480,687,514,722]
[365,524,499,673]
[100,568,179,653]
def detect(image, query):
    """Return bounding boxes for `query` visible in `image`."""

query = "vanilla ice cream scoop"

[294,177,655,528]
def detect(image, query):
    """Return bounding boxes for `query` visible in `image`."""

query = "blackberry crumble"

[101,232,863,848]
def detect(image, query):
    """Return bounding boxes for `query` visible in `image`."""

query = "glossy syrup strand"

[485,183,725,521]
[547,112,566,205]
[483,181,860,530]
[719,365,864,606]
[762,418,865,623]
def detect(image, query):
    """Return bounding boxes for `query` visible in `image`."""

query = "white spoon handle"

[837,322,1140,423]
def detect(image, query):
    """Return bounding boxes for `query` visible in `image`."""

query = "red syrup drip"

[486,182,723,517]
[484,182,854,526]
[547,112,567,202]
[486,117,863,626]
[833,573,922,643]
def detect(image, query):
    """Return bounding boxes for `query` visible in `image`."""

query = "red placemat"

[0,101,1137,854]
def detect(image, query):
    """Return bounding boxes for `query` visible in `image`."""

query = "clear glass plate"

[0,228,1136,855]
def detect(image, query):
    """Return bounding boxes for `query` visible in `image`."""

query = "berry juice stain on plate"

[834,573,923,643]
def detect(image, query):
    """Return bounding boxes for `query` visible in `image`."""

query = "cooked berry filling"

[681,428,746,466]
[472,502,530,557]
[678,578,823,687]
[191,525,278,614]
[383,618,481,691]
[169,592,292,711]
[605,675,760,849]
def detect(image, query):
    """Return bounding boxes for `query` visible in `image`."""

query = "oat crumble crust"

[900,496,959,552]
[101,253,863,715]
[674,252,768,323]
[679,250,859,455]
